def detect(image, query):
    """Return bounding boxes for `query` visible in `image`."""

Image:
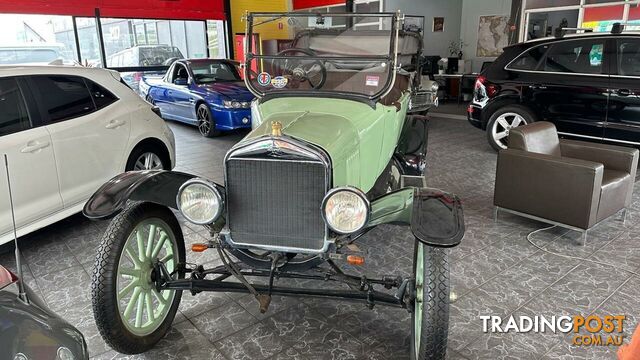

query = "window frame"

[0,76,39,137]
[25,74,116,125]
[612,37,640,78]
[505,36,614,77]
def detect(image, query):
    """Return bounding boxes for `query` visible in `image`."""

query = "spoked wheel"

[132,152,164,171]
[92,202,185,354]
[486,106,535,151]
[196,103,220,138]
[410,241,450,360]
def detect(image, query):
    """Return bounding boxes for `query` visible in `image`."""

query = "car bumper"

[467,103,483,130]
[211,107,252,131]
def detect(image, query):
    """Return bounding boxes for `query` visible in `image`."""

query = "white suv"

[0,65,176,245]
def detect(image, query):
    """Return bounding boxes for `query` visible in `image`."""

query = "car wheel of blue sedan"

[197,104,221,138]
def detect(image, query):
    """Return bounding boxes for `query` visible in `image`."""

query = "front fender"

[83,171,197,219]
[368,187,464,248]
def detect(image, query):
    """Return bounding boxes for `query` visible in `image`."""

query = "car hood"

[241,97,405,192]
[196,82,254,101]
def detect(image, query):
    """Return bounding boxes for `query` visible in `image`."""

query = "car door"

[152,63,180,119]
[168,63,195,121]
[0,77,62,237]
[527,38,609,139]
[28,75,131,208]
[605,37,640,144]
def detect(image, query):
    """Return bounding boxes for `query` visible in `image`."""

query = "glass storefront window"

[0,14,78,65]
[525,0,581,10]
[526,9,579,40]
[582,5,625,32]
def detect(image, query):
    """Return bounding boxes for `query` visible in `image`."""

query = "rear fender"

[83,171,199,219]
[368,187,464,248]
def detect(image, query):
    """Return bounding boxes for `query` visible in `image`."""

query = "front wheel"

[411,241,450,360]
[197,103,221,138]
[92,202,185,354]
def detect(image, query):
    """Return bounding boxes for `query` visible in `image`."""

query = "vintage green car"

[83,12,463,359]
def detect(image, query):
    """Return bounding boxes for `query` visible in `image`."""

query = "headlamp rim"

[176,178,223,225]
[321,186,371,235]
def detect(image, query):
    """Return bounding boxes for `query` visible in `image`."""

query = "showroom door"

[531,38,610,139]
[27,75,131,208]
[0,77,62,237]
[605,38,640,145]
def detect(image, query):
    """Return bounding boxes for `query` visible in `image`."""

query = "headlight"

[322,187,370,234]
[431,82,439,93]
[177,179,222,225]
[223,100,245,109]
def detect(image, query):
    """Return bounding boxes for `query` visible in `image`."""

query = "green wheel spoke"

[125,247,142,268]
[118,279,138,300]
[124,287,142,319]
[135,292,145,327]
[152,289,168,306]
[146,225,157,259]
[145,290,155,322]
[119,267,139,278]
[136,230,146,262]
[151,233,168,259]
[160,253,173,264]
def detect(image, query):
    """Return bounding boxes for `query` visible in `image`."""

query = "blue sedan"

[140,59,254,137]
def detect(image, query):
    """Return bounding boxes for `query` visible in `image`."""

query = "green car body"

[249,95,410,193]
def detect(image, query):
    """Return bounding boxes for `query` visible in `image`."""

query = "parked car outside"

[140,59,254,137]
[84,13,462,360]
[0,44,67,65]
[468,30,640,151]
[106,45,184,92]
[0,65,176,246]
[0,263,88,359]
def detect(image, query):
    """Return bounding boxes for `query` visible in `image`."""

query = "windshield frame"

[243,12,401,104]
[189,60,242,84]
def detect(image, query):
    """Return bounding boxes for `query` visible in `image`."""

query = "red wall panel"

[0,0,225,20]
[582,5,625,22]
[292,0,344,10]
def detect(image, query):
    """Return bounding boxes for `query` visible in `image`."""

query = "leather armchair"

[494,122,638,231]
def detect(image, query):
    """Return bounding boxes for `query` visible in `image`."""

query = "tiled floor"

[1,117,638,360]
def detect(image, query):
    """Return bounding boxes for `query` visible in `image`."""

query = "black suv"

[468,30,640,151]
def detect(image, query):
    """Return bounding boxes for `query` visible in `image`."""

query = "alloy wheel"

[134,152,163,171]
[197,106,211,136]
[491,112,528,149]
[116,219,177,336]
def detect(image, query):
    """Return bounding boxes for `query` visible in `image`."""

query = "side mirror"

[174,78,188,86]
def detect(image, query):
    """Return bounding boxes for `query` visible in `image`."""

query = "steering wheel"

[272,48,327,90]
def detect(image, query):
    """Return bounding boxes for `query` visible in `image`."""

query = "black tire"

[91,202,185,354]
[145,95,155,105]
[197,103,221,138]
[125,144,169,171]
[485,105,536,151]
[410,241,450,360]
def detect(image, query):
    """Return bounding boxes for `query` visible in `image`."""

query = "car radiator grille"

[226,158,327,252]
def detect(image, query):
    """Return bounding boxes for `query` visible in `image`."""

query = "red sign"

[0,0,225,20]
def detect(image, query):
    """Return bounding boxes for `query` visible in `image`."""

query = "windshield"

[245,13,422,101]
[191,61,241,83]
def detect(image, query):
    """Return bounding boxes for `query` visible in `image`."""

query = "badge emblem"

[257,72,271,87]
[271,121,283,137]
[271,76,289,89]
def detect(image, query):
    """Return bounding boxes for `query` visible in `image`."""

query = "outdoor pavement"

[1,116,639,359]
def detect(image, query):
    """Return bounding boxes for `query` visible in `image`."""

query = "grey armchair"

[494,122,638,241]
